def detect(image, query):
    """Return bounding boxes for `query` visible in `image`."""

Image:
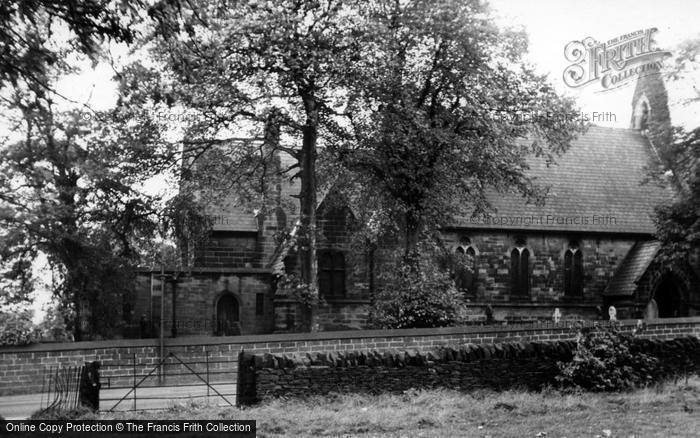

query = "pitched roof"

[453,126,672,234]
[604,240,661,296]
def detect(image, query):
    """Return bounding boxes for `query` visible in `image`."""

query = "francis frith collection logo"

[563,28,671,91]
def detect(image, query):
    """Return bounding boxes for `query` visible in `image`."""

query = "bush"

[369,244,468,329]
[556,323,659,391]
[36,304,73,342]
[0,308,38,346]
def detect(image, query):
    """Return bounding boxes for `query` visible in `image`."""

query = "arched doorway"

[654,274,687,318]
[215,293,240,336]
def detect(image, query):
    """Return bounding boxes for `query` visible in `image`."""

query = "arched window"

[633,96,650,131]
[510,246,530,296]
[319,250,346,298]
[454,245,477,294]
[639,102,649,130]
[564,244,584,297]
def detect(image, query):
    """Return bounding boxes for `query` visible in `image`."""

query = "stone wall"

[2,317,699,397]
[243,336,700,404]
[194,233,262,268]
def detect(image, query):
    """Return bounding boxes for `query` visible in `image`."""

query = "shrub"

[37,304,74,342]
[556,323,659,391]
[369,244,468,329]
[0,308,38,346]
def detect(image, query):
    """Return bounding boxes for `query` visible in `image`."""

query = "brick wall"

[1,317,699,397]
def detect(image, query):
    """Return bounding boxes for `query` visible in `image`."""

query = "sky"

[489,0,700,128]
[16,0,700,321]
[56,0,700,128]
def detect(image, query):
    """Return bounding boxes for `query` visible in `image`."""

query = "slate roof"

[604,240,661,296]
[453,126,672,234]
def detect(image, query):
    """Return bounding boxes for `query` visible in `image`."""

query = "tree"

[0,101,159,339]
[336,0,584,259]
[370,241,469,329]
[0,0,142,100]
[0,308,37,346]
[137,0,367,330]
[654,127,700,264]
[652,37,700,266]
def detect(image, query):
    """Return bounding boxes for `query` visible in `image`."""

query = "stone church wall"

[132,270,275,337]
[439,230,636,322]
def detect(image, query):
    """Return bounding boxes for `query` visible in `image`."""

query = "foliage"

[0,103,159,339]
[667,36,700,83]
[654,127,700,265]
[336,0,585,255]
[0,308,38,346]
[0,0,140,93]
[36,303,73,342]
[0,1,163,340]
[275,273,323,309]
[651,36,700,270]
[556,323,659,392]
[136,0,379,330]
[435,243,476,294]
[370,242,468,329]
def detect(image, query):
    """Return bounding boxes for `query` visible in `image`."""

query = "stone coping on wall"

[274,298,372,305]
[461,301,599,308]
[244,340,580,369]
[243,336,700,370]
[2,316,699,354]
[135,266,272,275]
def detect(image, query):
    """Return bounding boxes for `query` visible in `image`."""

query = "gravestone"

[552,307,562,323]
[644,299,659,320]
[608,306,617,321]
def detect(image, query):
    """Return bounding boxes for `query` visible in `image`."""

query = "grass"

[42,376,700,438]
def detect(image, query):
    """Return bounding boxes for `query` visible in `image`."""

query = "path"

[0,384,236,419]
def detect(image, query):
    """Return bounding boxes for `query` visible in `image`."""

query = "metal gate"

[39,364,85,413]
[100,349,238,412]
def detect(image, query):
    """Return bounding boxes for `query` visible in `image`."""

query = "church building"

[130,73,700,336]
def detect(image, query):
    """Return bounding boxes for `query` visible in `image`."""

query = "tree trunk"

[70,275,83,342]
[298,93,319,331]
[404,212,422,262]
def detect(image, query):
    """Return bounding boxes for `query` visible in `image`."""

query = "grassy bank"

[44,376,700,437]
